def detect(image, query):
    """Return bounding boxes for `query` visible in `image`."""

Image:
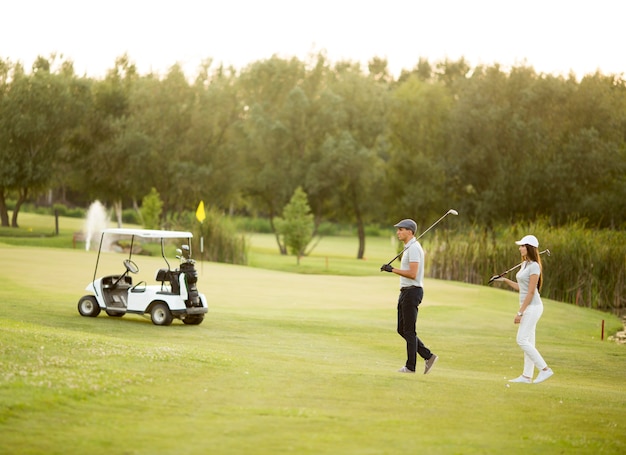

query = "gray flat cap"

[394,219,417,233]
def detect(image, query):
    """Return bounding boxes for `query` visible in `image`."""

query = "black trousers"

[397,286,432,371]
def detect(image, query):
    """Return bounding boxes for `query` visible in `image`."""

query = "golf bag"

[180,260,200,306]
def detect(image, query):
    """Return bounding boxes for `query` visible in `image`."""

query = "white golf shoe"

[533,368,554,384]
[397,366,415,373]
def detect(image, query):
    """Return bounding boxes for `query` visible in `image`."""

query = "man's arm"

[392,261,418,279]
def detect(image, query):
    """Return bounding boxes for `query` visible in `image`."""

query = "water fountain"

[84,200,109,251]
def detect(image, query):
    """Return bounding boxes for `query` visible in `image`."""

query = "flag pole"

[195,201,206,274]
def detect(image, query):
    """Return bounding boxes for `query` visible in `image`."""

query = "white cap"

[515,235,539,248]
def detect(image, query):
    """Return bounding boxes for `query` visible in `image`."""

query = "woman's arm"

[496,276,520,292]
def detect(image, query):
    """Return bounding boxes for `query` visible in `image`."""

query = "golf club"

[384,209,459,266]
[488,249,551,284]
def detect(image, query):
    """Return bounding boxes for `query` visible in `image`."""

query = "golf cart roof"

[102,228,193,239]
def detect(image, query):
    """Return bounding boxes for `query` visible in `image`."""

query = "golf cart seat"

[102,275,132,289]
[155,268,180,294]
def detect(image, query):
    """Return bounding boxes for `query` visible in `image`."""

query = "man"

[381,219,438,374]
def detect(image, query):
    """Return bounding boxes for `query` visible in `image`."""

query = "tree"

[63,54,144,222]
[0,56,83,227]
[385,75,453,223]
[307,131,385,259]
[306,63,388,259]
[127,64,196,220]
[445,64,547,223]
[0,58,13,226]
[140,187,163,230]
[186,62,244,213]
[276,187,314,264]
[397,57,434,85]
[234,56,312,253]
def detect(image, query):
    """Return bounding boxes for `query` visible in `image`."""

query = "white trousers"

[516,303,548,377]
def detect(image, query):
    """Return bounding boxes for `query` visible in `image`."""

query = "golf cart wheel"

[78,296,101,317]
[150,302,173,326]
[182,315,204,325]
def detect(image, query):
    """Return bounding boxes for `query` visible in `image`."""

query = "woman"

[493,234,554,384]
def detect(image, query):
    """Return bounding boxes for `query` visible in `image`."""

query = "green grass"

[246,232,399,275]
[0,242,624,454]
[0,212,118,249]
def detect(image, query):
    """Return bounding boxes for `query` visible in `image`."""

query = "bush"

[316,221,339,236]
[193,209,247,265]
[232,216,273,233]
[52,203,68,216]
[122,208,141,225]
[364,224,385,237]
[163,210,248,265]
[51,204,85,219]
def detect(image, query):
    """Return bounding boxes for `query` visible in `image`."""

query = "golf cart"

[77,228,208,326]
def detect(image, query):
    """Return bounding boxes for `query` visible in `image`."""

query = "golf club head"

[448,209,459,216]
[544,249,551,256]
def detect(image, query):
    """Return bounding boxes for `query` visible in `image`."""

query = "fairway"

[0,243,624,454]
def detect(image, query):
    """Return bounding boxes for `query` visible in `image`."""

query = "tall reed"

[169,209,248,265]
[423,221,626,314]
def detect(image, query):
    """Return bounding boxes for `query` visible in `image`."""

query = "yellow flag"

[195,201,206,223]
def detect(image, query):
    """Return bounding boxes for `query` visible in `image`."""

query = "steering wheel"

[110,259,139,289]
[123,259,139,274]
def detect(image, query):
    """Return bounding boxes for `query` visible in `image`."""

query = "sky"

[1,0,623,80]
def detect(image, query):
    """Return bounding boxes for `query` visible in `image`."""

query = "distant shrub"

[365,224,385,237]
[33,205,50,215]
[52,203,68,216]
[66,207,85,218]
[316,222,338,236]
[51,204,85,219]
[122,208,141,225]
[233,216,273,233]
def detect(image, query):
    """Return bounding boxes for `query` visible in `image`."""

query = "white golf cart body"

[78,228,208,326]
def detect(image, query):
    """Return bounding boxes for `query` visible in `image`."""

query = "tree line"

[1,53,625,258]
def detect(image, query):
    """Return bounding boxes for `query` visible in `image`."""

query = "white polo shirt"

[399,238,424,288]
[516,261,542,305]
